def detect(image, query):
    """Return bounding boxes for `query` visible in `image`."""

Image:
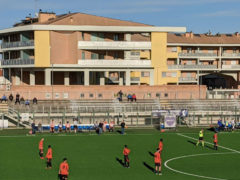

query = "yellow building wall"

[151,32,180,85]
[140,51,151,59]
[34,31,50,67]
[167,47,181,58]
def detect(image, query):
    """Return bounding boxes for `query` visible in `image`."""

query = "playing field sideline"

[0,128,239,180]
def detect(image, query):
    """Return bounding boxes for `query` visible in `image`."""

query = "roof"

[36,12,152,27]
[167,33,240,44]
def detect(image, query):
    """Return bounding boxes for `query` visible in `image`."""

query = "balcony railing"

[179,77,197,82]
[222,65,240,69]
[78,59,151,68]
[1,40,34,49]
[168,64,217,69]
[179,52,218,57]
[222,53,240,57]
[1,59,34,66]
[78,41,151,50]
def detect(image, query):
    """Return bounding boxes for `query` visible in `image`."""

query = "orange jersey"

[154,151,161,163]
[159,141,163,151]
[60,162,69,175]
[213,134,218,143]
[39,139,44,150]
[123,148,131,155]
[46,148,52,159]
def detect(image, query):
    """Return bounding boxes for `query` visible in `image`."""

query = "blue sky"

[0,0,240,33]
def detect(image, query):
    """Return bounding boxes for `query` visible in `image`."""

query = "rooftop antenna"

[34,0,39,17]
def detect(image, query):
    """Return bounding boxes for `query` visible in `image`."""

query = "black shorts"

[60,174,68,180]
[74,125,78,129]
[124,155,129,162]
[199,137,203,140]
[155,163,161,166]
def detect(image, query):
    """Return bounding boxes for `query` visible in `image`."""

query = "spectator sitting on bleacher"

[117,90,123,102]
[58,122,62,133]
[33,97,38,104]
[127,94,132,102]
[8,94,13,102]
[217,119,224,131]
[25,99,30,106]
[94,121,99,133]
[109,121,114,132]
[20,97,25,104]
[99,121,103,134]
[65,121,71,133]
[132,93,137,102]
[15,93,20,105]
[1,94,7,103]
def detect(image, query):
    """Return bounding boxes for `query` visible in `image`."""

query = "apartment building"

[0,11,185,88]
[163,32,240,90]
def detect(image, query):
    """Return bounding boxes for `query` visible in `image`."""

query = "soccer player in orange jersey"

[213,132,218,150]
[154,148,162,175]
[39,138,44,159]
[59,158,69,180]
[46,145,53,169]
[158,139,163,153]
[123,145,131,168]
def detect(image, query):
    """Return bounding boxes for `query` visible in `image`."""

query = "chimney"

[185,31,193,38]
[235,32,239,37]
[38,11,56,23]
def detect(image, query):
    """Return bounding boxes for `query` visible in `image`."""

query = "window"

[231,61,236,65]
[187,48,192,53]
[186,61,193,65]
[186,73,191,78]
[91,33,98,41]
[80,93,85,98]
[141,72,150,77]
[89,93,94,98]
[82,32,84,40]
[162,72,166,77]
[233,48,237,53]
[171,47,177,52]
[114,52,118,59]
[91,53,98,60]
[172,72,177,77]
[99,54,105,59]
[164,93,168,97]
[131,51,140,56]
[208,49,214,54]
[98,94,103,98]
[114,34,119,41]
[82,52,85,60]
[156,93,160,97]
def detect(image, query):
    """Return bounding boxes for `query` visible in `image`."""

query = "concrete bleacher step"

[0,103,9,113]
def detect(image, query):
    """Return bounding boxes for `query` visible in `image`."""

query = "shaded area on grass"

[116,157,125,167]
[148,151,154,157]
[143,162,155,173]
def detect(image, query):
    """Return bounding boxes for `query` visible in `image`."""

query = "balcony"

[222,53,240,58]
[179,52,218,58]
[222,65,240,69]
[1,40,34,50]
[168,64,218,70]
[78,41,151,50]
[1,58,34,67]
[179,77,197,82]
[78,59,151,68]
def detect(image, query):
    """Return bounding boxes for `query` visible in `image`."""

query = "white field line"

[177,133,240,154]
[164,152,236,180]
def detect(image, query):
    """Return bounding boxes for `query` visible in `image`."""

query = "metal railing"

[222,53,240,57]
[168,65,217,69]
[1,40,34,49]
[179,52,218,57]
[1,58,34,66]
[178,77,197,82]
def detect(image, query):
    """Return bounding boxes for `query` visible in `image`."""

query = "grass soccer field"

[0,128,240,180]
